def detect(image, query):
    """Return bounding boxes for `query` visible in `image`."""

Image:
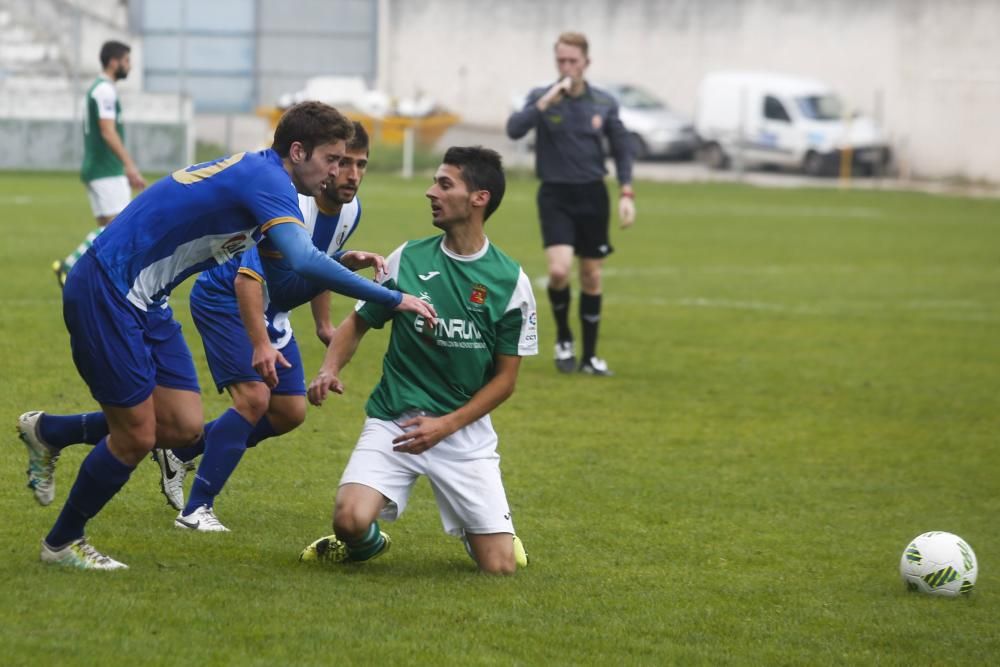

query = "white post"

[735,85,746,179]
[401,125,415,179]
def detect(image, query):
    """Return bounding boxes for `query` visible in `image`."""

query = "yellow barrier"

[256,107,460,147]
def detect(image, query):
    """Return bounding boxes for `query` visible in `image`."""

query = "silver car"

[601,83,699,160]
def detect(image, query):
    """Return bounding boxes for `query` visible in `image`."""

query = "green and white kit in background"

[340,235,538,536]
[81,76,129,217]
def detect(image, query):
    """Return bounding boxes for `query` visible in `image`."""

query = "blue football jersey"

[92,149,303,309]
[192,194,362,348]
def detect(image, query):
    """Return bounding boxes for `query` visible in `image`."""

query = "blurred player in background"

[506,31,635,377]
[300,146,536,574]
[53,40,146,287]
[15,102,435,570]
[154,122,378,531]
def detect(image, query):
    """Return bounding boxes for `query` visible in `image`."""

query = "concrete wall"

[0,86,193,172]
[377,0,1000,182]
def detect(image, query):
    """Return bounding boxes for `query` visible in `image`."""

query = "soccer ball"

[899,531,978,597]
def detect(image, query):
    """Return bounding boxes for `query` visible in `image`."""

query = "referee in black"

[506,31,635,377]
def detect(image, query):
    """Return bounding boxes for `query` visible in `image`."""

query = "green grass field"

[1,170,998,665]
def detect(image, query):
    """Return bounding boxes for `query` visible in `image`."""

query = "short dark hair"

[100,41,130,68]
[347,121,370,153]
[272,101,354,159]
[442,146,506,221]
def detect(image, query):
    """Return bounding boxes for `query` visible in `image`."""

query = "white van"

[695,71,891,176]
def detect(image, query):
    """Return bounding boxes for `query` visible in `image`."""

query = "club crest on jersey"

[219,233,250,259]
[469,283,488,305]
[222,233,247,253]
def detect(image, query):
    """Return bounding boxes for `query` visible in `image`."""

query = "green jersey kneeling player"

[300,146,537,574]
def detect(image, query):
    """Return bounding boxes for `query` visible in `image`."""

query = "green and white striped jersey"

[356,235,538,419]
[81,76,124,182]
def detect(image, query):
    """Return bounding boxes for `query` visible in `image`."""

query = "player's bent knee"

[286,403,307,429]
[332,498,381,541]
[580,270,602,291]
[168,413,206,447]
[107,428,157,464]
[124,432,158,453]
[548,266,571,286]
[269,401,306,434]
[231,382,271,422]
[332,506,368,540]
[478,555,517,575]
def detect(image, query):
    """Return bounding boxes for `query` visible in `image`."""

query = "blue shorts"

[190,290,306,396]
[62,251,200,408]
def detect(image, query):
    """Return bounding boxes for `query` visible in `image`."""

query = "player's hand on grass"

[392,415,454,454]
[339,250,387,276]
[618,194,636,229]
[395,293,437,326]
[307,368,344,406]
[252,343,291,389]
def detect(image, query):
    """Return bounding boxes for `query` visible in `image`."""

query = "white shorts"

[339,413,515,537]
[85,175,130,218]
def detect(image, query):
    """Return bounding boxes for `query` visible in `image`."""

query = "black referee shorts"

[536,181,612,259]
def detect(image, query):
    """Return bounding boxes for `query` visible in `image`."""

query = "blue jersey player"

[151,123,376,531]
[16,103,436,570]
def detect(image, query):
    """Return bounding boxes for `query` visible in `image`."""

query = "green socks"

[344,521,386,562]
[63,227,105,269]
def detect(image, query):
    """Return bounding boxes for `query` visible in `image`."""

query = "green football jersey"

[81,76,125,182]
[357,235,538,419]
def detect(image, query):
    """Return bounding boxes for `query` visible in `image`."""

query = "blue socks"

[172,419,214,463]
[183,409,254,514]
[245,415,276,448]
[45,438,135,548]
[172,414,277,463]
[38,412,109,450]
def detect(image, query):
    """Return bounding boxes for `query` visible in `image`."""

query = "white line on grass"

[535,265,1000,287]
[663,203,885,219]
[0,196,35,205]
[601,295,1000,322]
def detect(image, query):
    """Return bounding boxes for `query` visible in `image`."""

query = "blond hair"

[555,32,589,57]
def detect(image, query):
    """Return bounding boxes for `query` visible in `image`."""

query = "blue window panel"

[141,0,253,31]
[145,35,253,73]
[146,74,254,112]
[260,0,373,32]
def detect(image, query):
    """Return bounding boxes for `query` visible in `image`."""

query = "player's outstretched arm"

[307,311,371,407]
[392,354,523,455]
[236,274,290,388]
[268,224,438,325]
[267,223,400,306]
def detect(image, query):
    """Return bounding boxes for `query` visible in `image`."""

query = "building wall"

[0,88,193,171]
[130,0,377,112]
[377,0,1000,181]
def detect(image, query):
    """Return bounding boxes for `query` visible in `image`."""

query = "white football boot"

[40,537,128,570]
[174,505,230,532]
[151,449,189,511]
[17,411,59,506]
